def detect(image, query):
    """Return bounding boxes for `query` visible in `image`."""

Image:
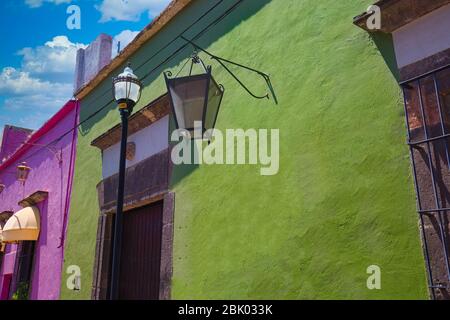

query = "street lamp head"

[113,63,142,112]
[17,162,31,184]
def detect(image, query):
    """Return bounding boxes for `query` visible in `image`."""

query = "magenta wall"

[0,126,33,162]
[0,100,78,300]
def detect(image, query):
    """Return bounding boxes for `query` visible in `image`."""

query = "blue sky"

[0,0,171,138]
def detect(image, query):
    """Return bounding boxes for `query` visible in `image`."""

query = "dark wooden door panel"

[119,201,163,300]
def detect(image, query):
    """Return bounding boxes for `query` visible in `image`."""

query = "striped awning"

[1,206,40,243]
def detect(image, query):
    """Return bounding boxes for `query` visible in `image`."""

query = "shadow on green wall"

[168,116,199,186]
[369,31,400,82]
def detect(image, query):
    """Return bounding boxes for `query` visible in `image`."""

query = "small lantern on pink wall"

[17,162,31,184]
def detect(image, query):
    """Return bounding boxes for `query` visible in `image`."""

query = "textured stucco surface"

[0,101,77,300]
[62,0,428,299]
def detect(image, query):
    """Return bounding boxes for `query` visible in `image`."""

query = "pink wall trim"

[61,100,79,254]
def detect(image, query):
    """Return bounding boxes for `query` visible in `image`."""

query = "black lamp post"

[110,63,142,300]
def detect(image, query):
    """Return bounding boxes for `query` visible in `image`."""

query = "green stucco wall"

[61,0,428,299]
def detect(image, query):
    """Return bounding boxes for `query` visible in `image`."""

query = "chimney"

[73,33,112,94]
[0,125,34,164]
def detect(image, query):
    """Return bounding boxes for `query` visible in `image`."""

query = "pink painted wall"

[0,100,78,300]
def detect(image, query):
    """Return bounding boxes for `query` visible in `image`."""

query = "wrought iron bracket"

[169,50,209,78]
[24,143,63,163]
[180,36,276,103]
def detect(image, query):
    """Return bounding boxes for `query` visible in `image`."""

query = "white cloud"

[0,74,73,129]
[18,36,86,75]
[4,91,71,112]
[0,67,56,95]
[1,89,73,130]
[1,35,85,130]
[112,30,139,57]
[96,0,171,22]
[0,67,72,111]
[25,0,71,8]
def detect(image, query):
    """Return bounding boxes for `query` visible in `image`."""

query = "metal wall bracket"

[180,36,277,103]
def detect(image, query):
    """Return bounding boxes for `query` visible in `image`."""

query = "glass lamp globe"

[113,64,142,111]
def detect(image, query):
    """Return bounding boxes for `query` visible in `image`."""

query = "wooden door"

[118,201,163,300]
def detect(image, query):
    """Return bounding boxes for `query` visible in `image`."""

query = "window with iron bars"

[402,65,450,300]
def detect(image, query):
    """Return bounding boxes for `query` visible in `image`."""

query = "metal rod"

[409,133,450,146]
[214,58,269,99]
[402,86,436,299]
[109,108,130,300]
[181,36,269,77]
[175,56,191,78]
[23,142,62,162]
[189,57,195,76]
[429,284,447,289]
[180,36,271,100]
[419,208,450,214]
[399,63,450,85]
[417,79,450,282]
[432,73,450,170]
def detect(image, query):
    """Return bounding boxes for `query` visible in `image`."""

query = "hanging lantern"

[17,162,31,184]
[164,63,224,138]
[164,37,273,138]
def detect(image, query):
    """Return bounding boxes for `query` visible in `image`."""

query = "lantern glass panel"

[114,78,141,103]
[114,80,126,101]
[167,74,208,133]
[204,77,224,133]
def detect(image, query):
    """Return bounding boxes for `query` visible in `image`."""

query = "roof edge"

[353,0,450,33]
[0,100,78,171]
[74,0,194,101]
